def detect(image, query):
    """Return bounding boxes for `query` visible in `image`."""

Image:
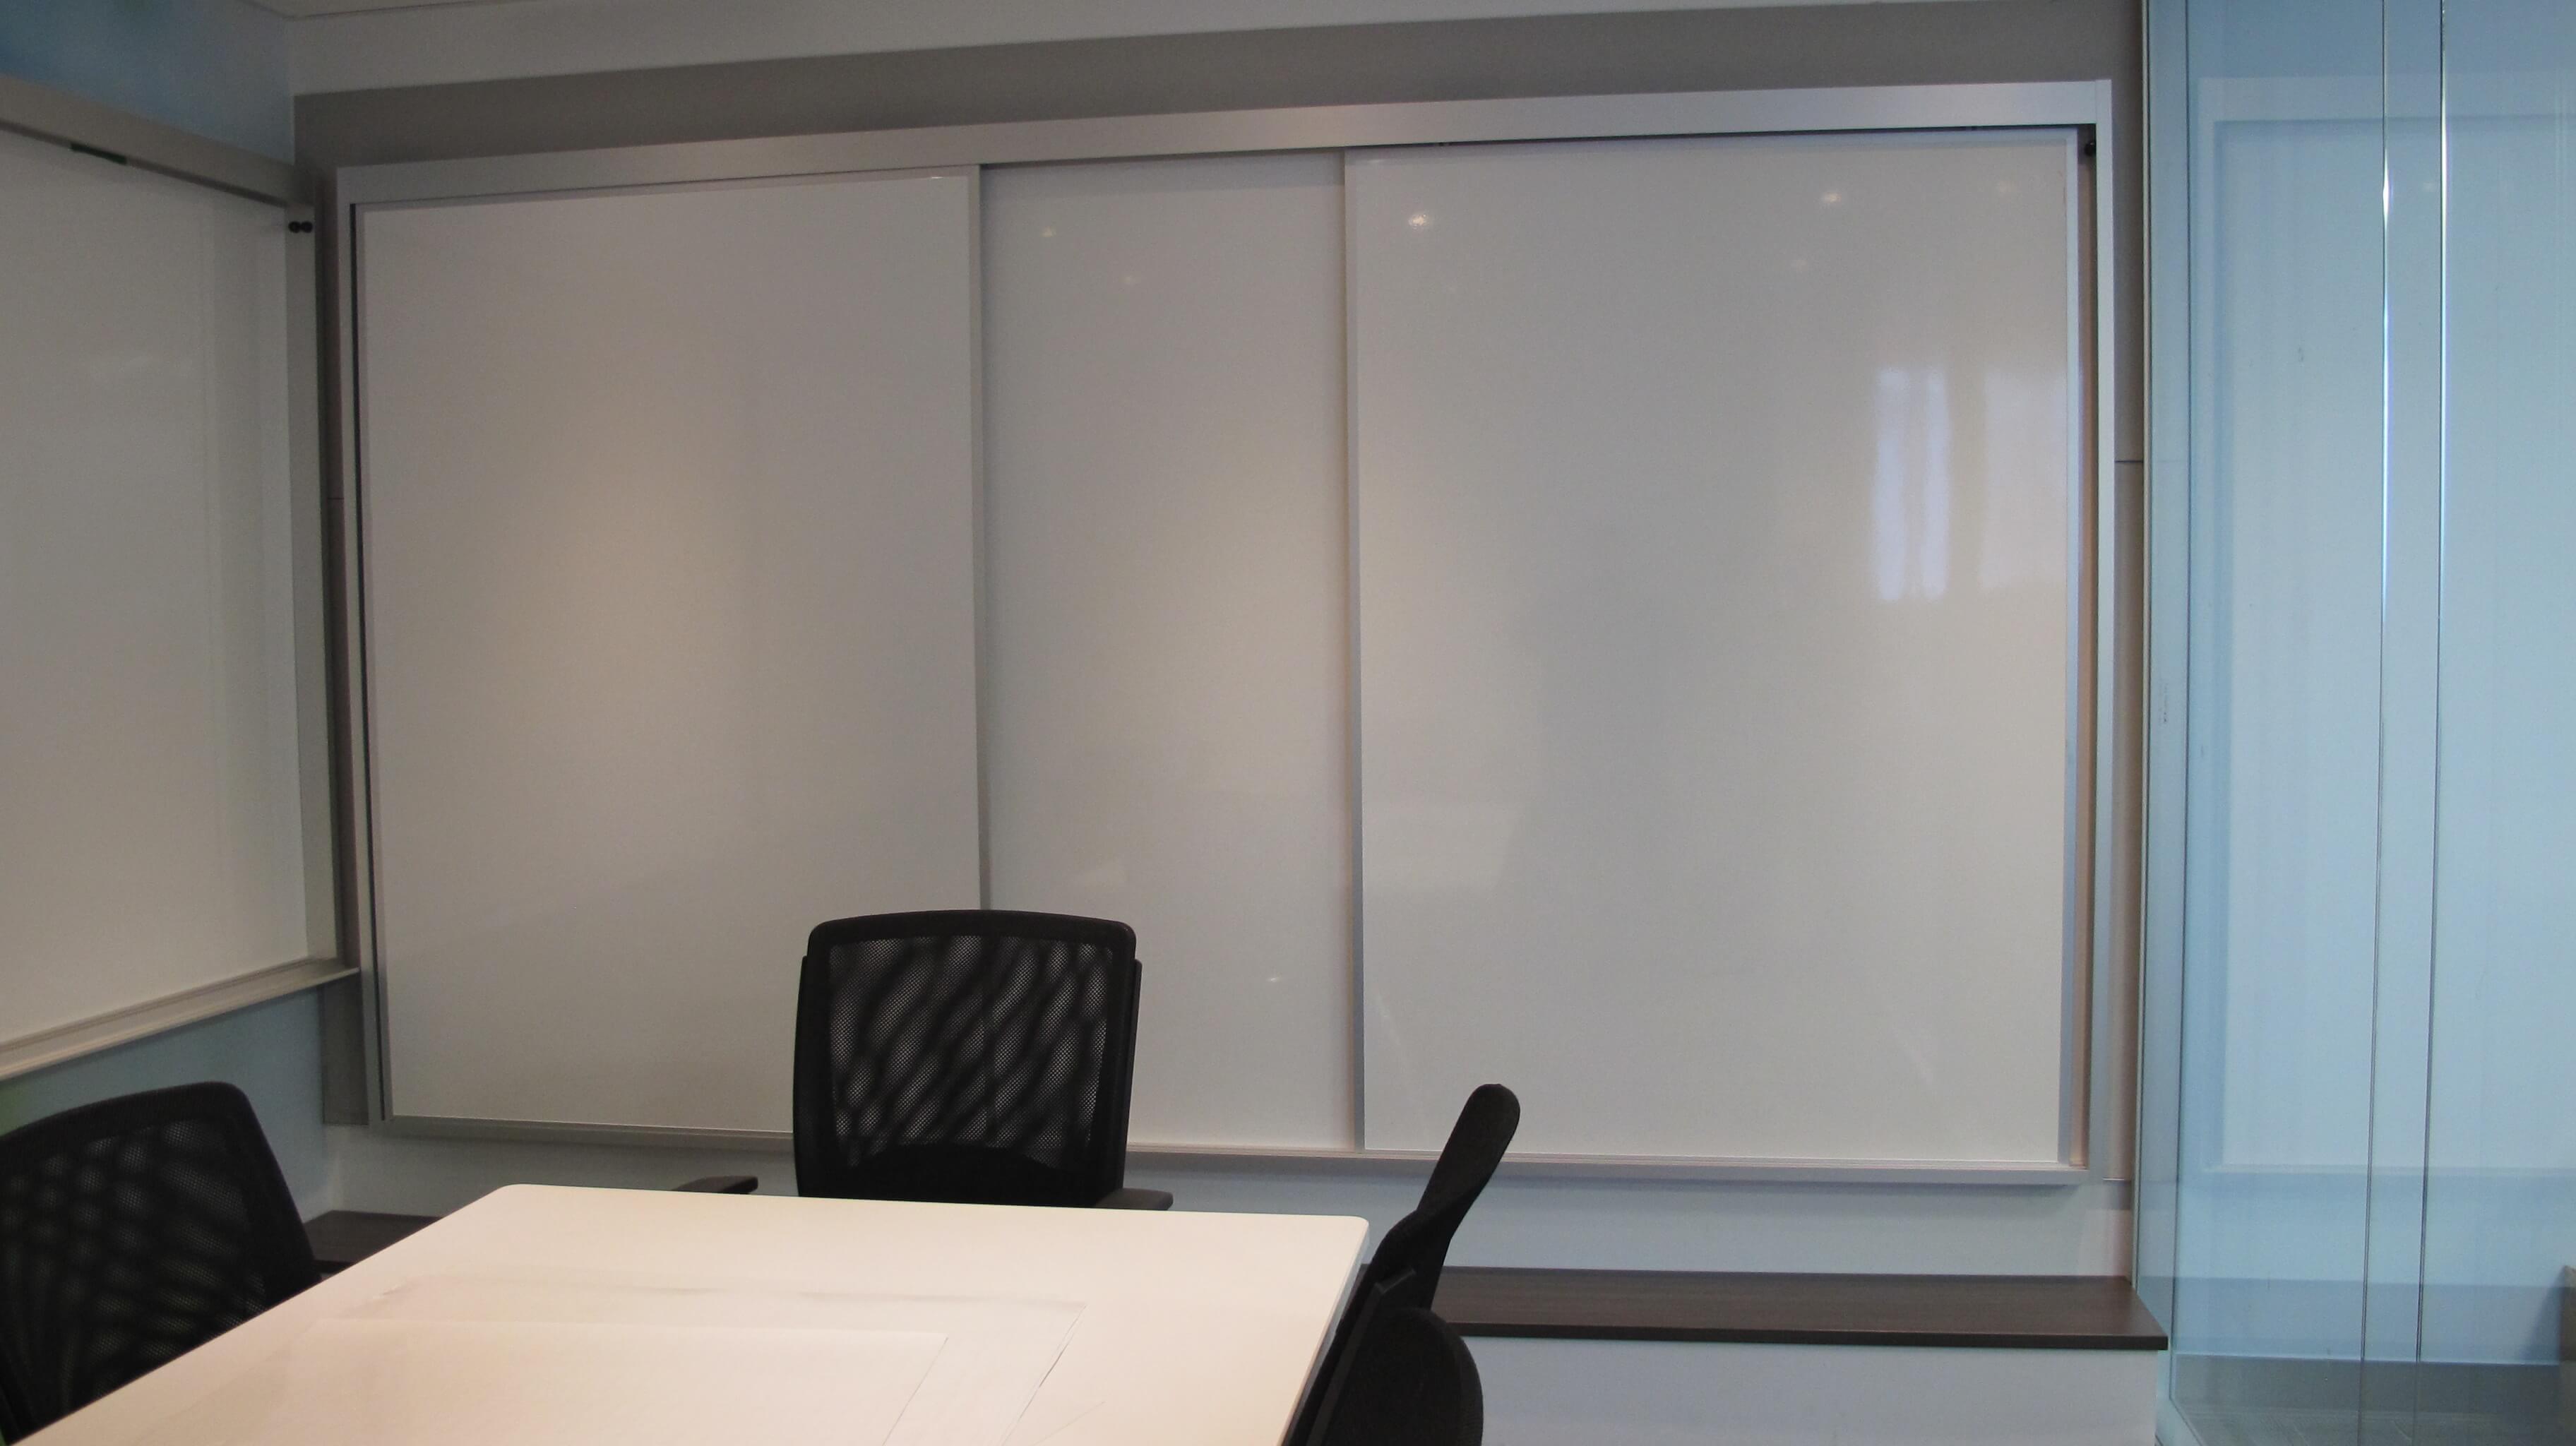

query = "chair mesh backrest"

[1292,1084,1517,1446]
[794,911,1142,1207]
[1314,1303,1484,1446]
[0,1082,317,1439]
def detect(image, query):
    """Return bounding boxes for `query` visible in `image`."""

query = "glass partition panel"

[2421,2,2576,1438]
[2160,2,2390,1435]
[2147,2,2576,1443]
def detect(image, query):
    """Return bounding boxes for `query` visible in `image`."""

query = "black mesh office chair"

[792,910,1171,1209]
[1309,1301,1484,1446]
[0,1082,320,1439]
[1292,1083,1519,1446]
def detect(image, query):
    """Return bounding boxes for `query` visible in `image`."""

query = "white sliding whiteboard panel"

[983,156,1354,1148]
[359,172,982,1131]
[0,129,313,1042]
[1351,132,2080,1162]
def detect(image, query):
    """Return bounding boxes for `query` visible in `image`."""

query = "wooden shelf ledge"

[1435,1268,2168,1351]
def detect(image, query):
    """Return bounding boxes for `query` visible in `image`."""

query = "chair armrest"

[672,1175,760,1194]
[1096,1186,1174,1210]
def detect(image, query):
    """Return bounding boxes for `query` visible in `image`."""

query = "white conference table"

[32,1184,1368,1446]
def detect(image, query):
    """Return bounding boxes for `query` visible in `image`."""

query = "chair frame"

[1290,1083,1517,1446]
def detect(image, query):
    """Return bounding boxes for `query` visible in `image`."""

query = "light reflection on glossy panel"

[982,155,1354,1149]
[0,129,310,1034]
[1350,132,2077,1161]
[359,174,982,1132]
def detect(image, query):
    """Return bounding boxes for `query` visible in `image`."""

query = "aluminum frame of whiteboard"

[329,80,2123,1183]
[0,71,301,206]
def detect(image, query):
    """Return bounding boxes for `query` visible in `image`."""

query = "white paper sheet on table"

[117,1274,1085,1446]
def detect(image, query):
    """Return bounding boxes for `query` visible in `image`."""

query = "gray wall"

[0,994,333,1217]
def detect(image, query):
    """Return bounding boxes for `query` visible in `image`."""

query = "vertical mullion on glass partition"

[2358,0,2445,1409]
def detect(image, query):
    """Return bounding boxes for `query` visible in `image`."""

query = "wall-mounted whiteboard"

[982,155,1355,1149]
[358,172,982,1131]
[1349,133,2081,1161]
[0,127,314,1048]
[347,112,2102,1164]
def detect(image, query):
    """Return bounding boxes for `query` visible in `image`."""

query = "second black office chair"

[1294,1082,1520,1446]
[792,909,1171,1209]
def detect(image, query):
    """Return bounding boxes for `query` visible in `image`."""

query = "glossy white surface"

[0,129,311,1037]
[30,1185,1368,1446]
[982,155,1354,1149]
[357,172,982,1131]
[134,1320,946,1446]
[1349,133,2078,1160]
